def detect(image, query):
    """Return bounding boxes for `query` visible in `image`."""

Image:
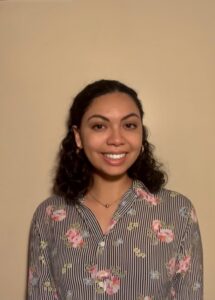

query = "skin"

[73,92,143,233]
[74,92,143,179]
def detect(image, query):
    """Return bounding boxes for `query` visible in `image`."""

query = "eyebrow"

[87,113,140,122]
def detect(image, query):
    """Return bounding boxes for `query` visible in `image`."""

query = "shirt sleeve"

[172,205,203,299]
[27,215,59,300]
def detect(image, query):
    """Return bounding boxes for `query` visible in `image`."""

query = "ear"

[72,126,83,149]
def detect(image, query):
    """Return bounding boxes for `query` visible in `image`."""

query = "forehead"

[84,92,141,118]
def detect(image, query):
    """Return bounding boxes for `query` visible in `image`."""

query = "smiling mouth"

[103,153,126,160]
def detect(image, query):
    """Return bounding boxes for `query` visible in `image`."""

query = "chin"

[93,168,130,180]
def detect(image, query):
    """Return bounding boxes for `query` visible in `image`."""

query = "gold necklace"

[88,192,120,208]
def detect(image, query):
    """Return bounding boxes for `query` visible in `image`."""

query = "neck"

[88,173,132,201]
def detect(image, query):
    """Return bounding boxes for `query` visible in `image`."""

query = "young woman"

[27,80,203,300]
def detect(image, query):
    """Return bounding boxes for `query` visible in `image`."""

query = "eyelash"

[91,123,138,131]
[124,123,137,129]
[91,124,106,130]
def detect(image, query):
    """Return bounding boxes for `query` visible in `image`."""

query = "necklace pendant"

[105,204,110,208]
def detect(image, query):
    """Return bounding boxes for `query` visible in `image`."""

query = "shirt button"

[99,241,105,247]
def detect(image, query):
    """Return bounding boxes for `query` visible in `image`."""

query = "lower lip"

[102,154,127,166]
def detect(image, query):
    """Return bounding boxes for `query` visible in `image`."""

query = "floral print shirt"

[27,180,203,300]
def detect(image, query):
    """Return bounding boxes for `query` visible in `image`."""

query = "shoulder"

[157,188,194,207]
[31,195,70,224]
[135,180,195,210]
[134,180,195,211]
[155,188,198,221]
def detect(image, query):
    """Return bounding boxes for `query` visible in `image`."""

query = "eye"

[124,122,137,129]
[91,124,106,131]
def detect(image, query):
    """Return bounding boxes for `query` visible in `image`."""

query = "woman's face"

[73,92,143,180]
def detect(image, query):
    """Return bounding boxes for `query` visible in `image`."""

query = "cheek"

[81,134,102,151]
[130,133,143,148]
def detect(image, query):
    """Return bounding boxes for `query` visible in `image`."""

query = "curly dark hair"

[52,79,167,204]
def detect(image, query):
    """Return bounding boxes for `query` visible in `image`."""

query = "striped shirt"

[27,180,203,300]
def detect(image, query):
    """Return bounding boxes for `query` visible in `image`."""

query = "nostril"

[107,131,125,146]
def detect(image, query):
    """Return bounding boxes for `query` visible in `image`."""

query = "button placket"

[96,240,106,256]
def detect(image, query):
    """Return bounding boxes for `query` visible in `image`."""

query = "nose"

[107,127,125,146]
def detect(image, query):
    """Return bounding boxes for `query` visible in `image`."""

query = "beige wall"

[0,1,214,299]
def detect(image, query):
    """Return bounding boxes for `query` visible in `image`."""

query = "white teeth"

[104,153,126,160]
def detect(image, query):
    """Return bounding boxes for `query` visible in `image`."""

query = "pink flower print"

[135,188,160,205]
[176,255,191,274]
[106,276,120,295]
[51,209,66,221]
[86,266,122,295]
[157,228,174,243]
[65,227,84,248]
[46,205,54,216]
[191,208,198,223]
[28,267,39,286]
[167,255,191,277]
[29,268,33,282]
[151,220,174,243]
[170,287,176,298]
[86,265,97,279]
[166,257,177,276]
[96,270,111,280]
[152,220,162,233]
[46,205,66,222]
